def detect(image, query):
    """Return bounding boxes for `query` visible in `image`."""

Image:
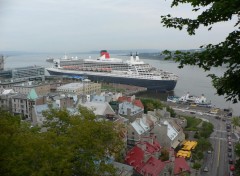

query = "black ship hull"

[47,69,177,92]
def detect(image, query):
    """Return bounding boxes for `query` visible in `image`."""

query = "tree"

[196,137,211,151]
[235,143,240,176]
[0,107,123,176]
[235,158,240,176]
[231,116,240,132]
[192,162,201,170]
[235,142,240,157]
[161,0,240,103]
[159,148,169,161]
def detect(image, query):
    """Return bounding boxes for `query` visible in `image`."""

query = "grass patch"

[101,84,125,93]
[184,116,202,131]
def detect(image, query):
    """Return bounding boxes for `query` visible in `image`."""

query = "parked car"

[230,165,235,171]
[203,166,209,172]
[228,147,232,152]
[229,159,233,164]
[228,132,231,137]
[228,153,232,157]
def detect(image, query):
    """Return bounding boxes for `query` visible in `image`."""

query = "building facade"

[56,81,101,95]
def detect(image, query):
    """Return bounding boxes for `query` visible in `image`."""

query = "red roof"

[145,140,161,154]
[174,157,191,175]
[141,156,165,176]
[125,146,144,172]
[117,96,144,109]
[133,99,144,109]
[118,96,132,103]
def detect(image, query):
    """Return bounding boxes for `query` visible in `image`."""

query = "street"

[173,108,235,176]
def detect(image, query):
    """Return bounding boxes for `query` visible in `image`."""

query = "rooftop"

[163,120,179,141]
[57,82,84,90]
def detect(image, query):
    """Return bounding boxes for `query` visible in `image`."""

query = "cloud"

[0,0,237,52]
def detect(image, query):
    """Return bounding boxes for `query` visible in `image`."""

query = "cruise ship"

[46,50,178,91]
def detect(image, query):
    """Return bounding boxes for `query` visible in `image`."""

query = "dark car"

[228,147,232,152]
[228,152,232,157]
[229,159,233,164]
[228,132,231,137]
[230,165,235,171]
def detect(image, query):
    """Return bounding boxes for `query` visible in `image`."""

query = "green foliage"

[196,137,211,151]
[140,98,176,117]
[0,107,123,176]
[196,151,204,160]
[161,0,240,103]
[159,148,169,161]
[184,116,202,131]
[192,162,201,170]
[235,142,240,157]
[194,131,199,139]
[101,83,125,93]
[199,121,214,138]
[166,106,176,117]
[232,116,240,129]
[141,98,163,113]
[235,158,240,176]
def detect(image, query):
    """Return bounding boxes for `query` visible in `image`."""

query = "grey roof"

[57,82,84,90]
[113,161,133,176]
[91,95,105,102]
[80,101,115,116]
[118,102,143,116]
[11,93,28,99]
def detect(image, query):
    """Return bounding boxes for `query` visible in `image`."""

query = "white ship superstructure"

[46,50,178,91]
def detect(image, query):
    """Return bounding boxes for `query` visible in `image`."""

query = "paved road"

[173,108,234,176]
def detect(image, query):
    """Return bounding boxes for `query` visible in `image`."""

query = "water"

[4,53,240,116]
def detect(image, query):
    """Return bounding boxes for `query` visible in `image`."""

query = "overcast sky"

[0,0,237,53]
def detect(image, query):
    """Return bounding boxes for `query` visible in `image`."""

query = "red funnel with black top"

[100,50,110,59]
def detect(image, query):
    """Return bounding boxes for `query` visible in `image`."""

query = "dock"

[164,101,233,119]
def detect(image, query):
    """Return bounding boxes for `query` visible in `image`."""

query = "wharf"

[164,101,232,119]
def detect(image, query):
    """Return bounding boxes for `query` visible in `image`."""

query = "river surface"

[4,53,240,116]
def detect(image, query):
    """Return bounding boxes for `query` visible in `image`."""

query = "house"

[56,80,101,95]
[125,137,170,176]
[31,104,53,126]
[127,117,150,145]
[79,101,116,120]
[118,101,143,122]
[31,103,79,126]
[147,108,171,120]
[174,157,191,175]
[151,119,185,149]
[0,89,16,111]
[125,136,190,176]
[118,95,144,109]
[13,81,51,96]
[10,89,39,120]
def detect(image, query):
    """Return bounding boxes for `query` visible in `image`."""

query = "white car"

[203,166,209,172]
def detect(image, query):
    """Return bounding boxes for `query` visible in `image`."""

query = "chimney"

[130,52,134,63]
[135,52,140,61]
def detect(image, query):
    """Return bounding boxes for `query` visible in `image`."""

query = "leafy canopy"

[0,107,123,176]
[161,0,240,103]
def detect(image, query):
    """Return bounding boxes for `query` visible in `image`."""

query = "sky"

[0,0,237,53]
